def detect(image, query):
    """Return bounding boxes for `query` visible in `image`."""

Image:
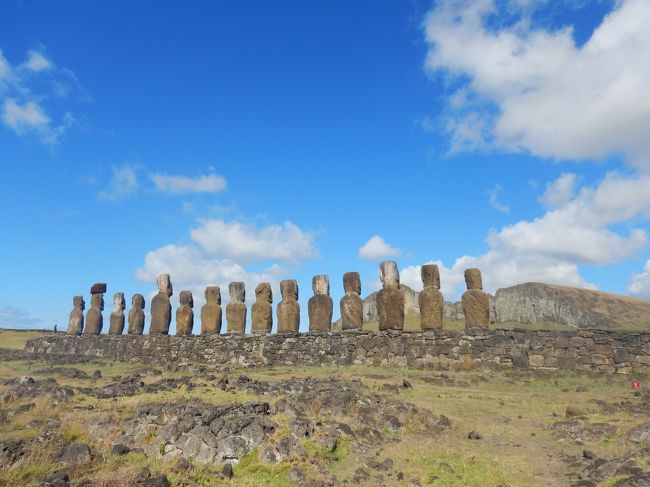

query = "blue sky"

[1,0,650,332]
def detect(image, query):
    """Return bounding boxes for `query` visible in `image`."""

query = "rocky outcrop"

[494,282,650,329]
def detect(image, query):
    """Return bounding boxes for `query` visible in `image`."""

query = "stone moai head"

[132,294,145,309]
[464,268,483,290]
[312,275,329,296]
[157,273,173,296]
[179,290,193,307]
[421,264,441,290]
[343,272,361,295]
[280,280,298,301]
[91,293,104,311]
[229,282,245,303]
[255,283,272,303]
[380,261,400,289]
[205,286,221,305]
[73,295,85,311]
[113,292,125,313]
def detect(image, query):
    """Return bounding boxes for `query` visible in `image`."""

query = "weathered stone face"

[176,291,194,335]
[85,292,104,335]
[380,261,400,289]
[462,289,490,327]
[421,264,441,290]
[108,292,126,335]
[201,286,223,335]
[251,283,273,333]
[229,282,245,303]
[419,288,444,329]
[150,292,172,335]
[67,296,85,335]
[377,262,404,330]
[464,268,483,290]
[343,272,361,294]
[340,272,362,330]
[308,275,332,332]
[278,280,299,333]
[226,282,246,334]
[157,273,173,296]
[128,294,146,335]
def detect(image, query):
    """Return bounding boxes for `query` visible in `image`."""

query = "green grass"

[0,329,51,349]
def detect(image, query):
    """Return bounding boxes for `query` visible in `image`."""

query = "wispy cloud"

[0,306,43,329]
[487,184,510,214]
[150,173,227,194]
[98,163,140,202]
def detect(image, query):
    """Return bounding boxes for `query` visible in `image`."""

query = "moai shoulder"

[419,264,444,330]
[277,280,300,333]
[251,283,273,334]
[67,295,85,335]
[376,261,404,331]
[340,272,363,331]
[128,294,146,335]
[308,275,333,332]
[201,286,223,335]
[226,282,247,334]
[461,268,490,327]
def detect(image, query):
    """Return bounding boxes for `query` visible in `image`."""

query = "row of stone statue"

[67,261,490,335]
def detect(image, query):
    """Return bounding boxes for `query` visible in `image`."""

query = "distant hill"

[335,282,650,330]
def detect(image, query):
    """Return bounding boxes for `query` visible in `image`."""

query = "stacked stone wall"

[24,327,650,375]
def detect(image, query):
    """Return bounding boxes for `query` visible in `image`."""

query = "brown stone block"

[84,293,104,335]
[419,288,443,330]
[201,286,222,335]
[176,291,194,335]
[90,282,107,294]
[251,283,273,333]
[464,268,483,290]
[421,264,440,290]
[67,296,85,335]
[308,275,332,332]
[150,293,171,334]
[277,280,299,333]
[377,287,404,331]
[128,294,145,335]
[340,293,363,330]
[461,289,489,327]
[108,292,126,335]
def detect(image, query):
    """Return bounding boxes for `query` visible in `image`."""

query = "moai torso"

[176,290,194,335]
[251,283,273,333]
[277,280,300,333]
[150,274,173,334]
[201,286,222,335]
[108,292,126,335]
[308,275,332,332]
[461,268,490,327]
[419,264,444,330]
[67,296,85,335]
[340,272,362,330]
[85,282,106,334]
[226,282,246,334]
[376,261,404,331]
[128,294,146,335]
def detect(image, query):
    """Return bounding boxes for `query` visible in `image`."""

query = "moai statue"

[419,264,444,330]
[340,272,363,330]
[108,292,126,335]
[128,294,146,335]
[67,296,85,335]
[150,274,173,334]
[277,279,300,333]
[176,291,194,335]
[376,261,404,331]
[85,282,106,334]
[308,275,332,332]
[251,283,273,333]
[201,286,222,335]
[226,282,247,334]
[461,268,490,327]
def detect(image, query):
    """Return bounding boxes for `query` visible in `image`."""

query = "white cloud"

[487,184,510,213]
[190,219,318,264]
[23,50,53,72]
[0,47,81,144]
[0,306,43,329]
[150,173,227,194]
[358,235,402,260]
[629,260,650,299]
[424,0,650,170]
[98,163,139,202]
[539,173,577,209]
